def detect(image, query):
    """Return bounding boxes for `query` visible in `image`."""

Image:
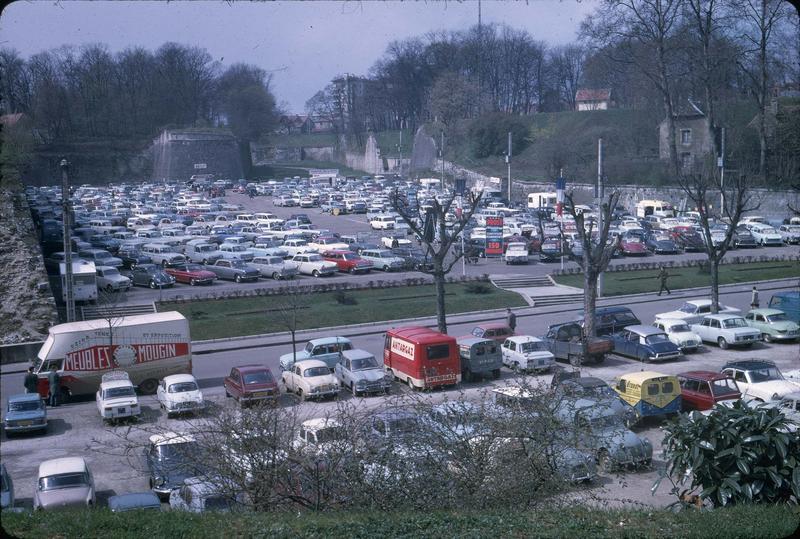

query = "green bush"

[333,290,358,305]
[464,282,493,294]
[657,400,800,506]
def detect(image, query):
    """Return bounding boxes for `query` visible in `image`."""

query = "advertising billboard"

[485,216,504,256]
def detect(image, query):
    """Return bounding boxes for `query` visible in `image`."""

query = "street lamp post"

[61,159,76,322]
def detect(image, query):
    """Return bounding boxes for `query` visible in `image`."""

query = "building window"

[681,152,693,170]
[680,129,692,145]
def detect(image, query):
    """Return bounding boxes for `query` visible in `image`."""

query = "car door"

[615,329,631,356]
[678,377,699,410]
[157,380,166,407]
[225,369,241,398]
[502,340,515,363]
[695,319,711,341]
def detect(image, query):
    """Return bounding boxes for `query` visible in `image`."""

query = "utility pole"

[559,168,564,272]
[506,131,512,203]
[398,121,403,178]
[61,159,76,322]
[718,127,725,215]
[440,130,445,188]
[597,138,604,298]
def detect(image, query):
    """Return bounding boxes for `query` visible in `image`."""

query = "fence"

[551,253,800,276]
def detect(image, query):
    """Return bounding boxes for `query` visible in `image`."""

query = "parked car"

[674,231,705,252]
[1,463,14,510]
[469,323,514,343]
[619,236,648,256]
[279,336,353,371]
[217,243,255,262]
[78,248,123,268]
[645,234,680,254]
[248,256,299,280]
[282,359,340,400]
[747,223,783,246]
[720,360,800,403]
[293,417,349,456]
[322,249,373,274]
[677,371,741,412]
[204,259,260,282]
[145,432,203,499]
[541,321,614,365]
[777,224,800,244]
[359,249,405,271]
[609,325,682,362]
[96,371,141,422]
[334,349,393,396]
[370,214,397,230]
[169,477,242,513]
[744,308,800,342]
[4,393,47,435]
[539,239,563,262]
[612,371,682,422]
[690,314,762,349]
[157,374,205,417]
[108,492,162,512]
[183,242,224,265]
[223,365,279,407]
[500,336,554,373]
[118,248,152,269]
[503,242,529,264]
[95,265,132,292]
[769,291,800,323]
[164,263,217,286]
[308,236,350,252]
[282,238,312,257]
[123,263,175,288]
[574,306,641,336]
[139,243,185,267]
[551,371,638,428]
[655,299,740,325]
[33,457,96,510]
[291,253,338,277]
[732,227,758,248]
[391,247,433,271]
[651,319,702,353]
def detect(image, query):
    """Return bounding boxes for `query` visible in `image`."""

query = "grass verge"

[2,506,798,539]
[552,261,800,296]
[160,282,526,340]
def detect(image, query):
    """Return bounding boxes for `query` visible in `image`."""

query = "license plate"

[117,407,126,413]
[19,420,32,426]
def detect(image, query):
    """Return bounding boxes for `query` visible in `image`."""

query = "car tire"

[225,388,231,398]
[190,279,197,286]
[349,267,356,274]
[312,270,320,277]
[272,272,281,280]
[202,259,209,266]
[597,449,610,472]
[492,369,501,380]
[718,337,728,349]
[105,284,114,292]
[235,274,242,283]
[763,333,773,343]
[149,280,157,289]
[297,388,304,400]
[139,378,158,395]
[383,265,390,272]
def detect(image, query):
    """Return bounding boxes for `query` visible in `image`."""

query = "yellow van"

[613,371,682,420]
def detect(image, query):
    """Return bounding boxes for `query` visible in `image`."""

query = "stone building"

[658,101,713,171]
[151,129,243,181]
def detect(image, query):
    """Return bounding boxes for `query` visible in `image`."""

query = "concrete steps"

[81,303,156,321]
[491,275,553,288]
[529,293,584,307]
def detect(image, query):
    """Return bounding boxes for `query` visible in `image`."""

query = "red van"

[383,327,461,390]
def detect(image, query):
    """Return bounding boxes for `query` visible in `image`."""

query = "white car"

[721,360,800,402]
[690,314,761,349]
[156,374,205,417]
[96,371,141,421]
[655,299,740,325]
[292,417,348,456]
[334,349,393,396]
[217,243,255,262]
[652,319,702,352]
[140,243,185,267]
[777,224,800,244]
[281,359,340,400]
[33,457,96,511]
[307,237,349,252]
[746,223,783,246]
[282,238,312,258]
[291,253,337,277]
[500,336,555,372]
[381,235,412,249]
[370,215,397,230]
[95,265,132,292]
[359,249,405,271]
[503,242,529,264]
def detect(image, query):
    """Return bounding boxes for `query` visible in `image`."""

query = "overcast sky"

[0,0,597,113]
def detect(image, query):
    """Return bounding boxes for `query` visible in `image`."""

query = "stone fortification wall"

[152,130,243,181]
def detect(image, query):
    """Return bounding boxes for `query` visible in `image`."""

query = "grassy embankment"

[552,260,800,296]
[162,282,526,340]
[2,506,798,539]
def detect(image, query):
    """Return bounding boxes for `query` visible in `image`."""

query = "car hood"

[745,380,800,399]
[657,310,691,320]
[166,390,203,403]
[352,368,387,382]
[5,409,46,422]
[102,397,138,408]
[37,486,92,508]
[763,321,799,332]
[190,270,217,278]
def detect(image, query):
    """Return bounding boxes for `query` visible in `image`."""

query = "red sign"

[64,343,189,372]
[485,216,504,256]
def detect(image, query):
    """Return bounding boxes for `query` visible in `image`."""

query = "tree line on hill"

[0,42,279,146]
[306,1,798,181]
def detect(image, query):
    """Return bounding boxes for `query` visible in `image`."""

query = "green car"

[744,308,800,343]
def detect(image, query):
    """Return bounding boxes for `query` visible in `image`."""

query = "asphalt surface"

[3,283,799,510]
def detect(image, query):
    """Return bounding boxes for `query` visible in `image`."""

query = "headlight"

[772,393,780,401]
[154,475,165,487]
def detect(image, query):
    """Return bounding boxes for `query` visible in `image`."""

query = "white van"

[527,192,558,209]
[59,260,97,303]
[635,200,676,219]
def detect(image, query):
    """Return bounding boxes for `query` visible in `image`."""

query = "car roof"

[149,432,196,446]
[294,359,329,369]
[564,377,606,388]
[457,337,496,346]
[309,336,351,345]
[722,359,777,370]
[475,322,511,330]
[390,326,454,344]
[617,371,677,384]
[233,364,271,373]
[108,492,161,511]
[341,349,373,361]
[39,457,87,477]
[492,385,535,399]
[747,308,785,316]
[678,370,733,381]
[703,313,741,320]
[8,393,44,403]
[101,379,134,390]
[656,318,691,327]
[623,325,664,336]
[301,417,342,431]
[163,374,196,385]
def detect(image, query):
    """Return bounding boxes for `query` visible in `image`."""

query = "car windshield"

[710,378,739,396]
[169,382,198,393]
[315,426,346,443]
[39,472,89,491]
[95,252,111,259]
[303,366,330,377]
[589,414,620,430]
[519,341,547,353]
[155,441,199,460]
[103,268,120,276]
[581,385,616,399]
[389,417,419,434]
[780,399,800,412]
[766,313,788,322]
[748,367,783,382]
[342,253,359,260]
[105,386,135,399]
[645,334,670,344]
[307,255,323,261]
[9,400,43,412]
[230,260,247,268]
[679,303,698,313]
[669,323,691,333]
[185,264,204,271]
[243,371,274,385]
[351,356,379,370]
[268,257,283,264]
[722,318,747,328]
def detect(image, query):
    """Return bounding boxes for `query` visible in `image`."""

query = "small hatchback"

[469,323,515,343]
[4,393,47,435]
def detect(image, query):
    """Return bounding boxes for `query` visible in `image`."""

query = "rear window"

[662,382,674,393]
[647,383,659,396]
[426,344,451,361]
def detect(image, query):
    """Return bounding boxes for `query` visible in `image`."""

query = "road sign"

[485,216,504,256]
[193,163,207,170]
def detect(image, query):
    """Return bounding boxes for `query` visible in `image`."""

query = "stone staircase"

[490,274,584,307]
[81,303,157,321]
[490,275,554,288]
[527,293,584,307]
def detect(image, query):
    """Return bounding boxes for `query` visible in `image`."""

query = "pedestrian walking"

[657,266,671,296]
[750,286,760,309]
[506,308,517,333]
[24,367,38,394]
[47,366,60,407]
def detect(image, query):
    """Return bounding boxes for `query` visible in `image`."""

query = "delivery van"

[383,326,460,389]
[33,312,192,401]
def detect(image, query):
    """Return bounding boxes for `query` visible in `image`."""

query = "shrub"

[333,290,358,305]
[465,282,493,294]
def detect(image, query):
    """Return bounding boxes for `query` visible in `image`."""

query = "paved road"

[112,192,800,305]
[2,282,798,510]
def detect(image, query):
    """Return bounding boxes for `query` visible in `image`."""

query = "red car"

[619,237,648,256]
[321,250,373,274]
[223,365,279,407]
[677,370,741,411]
[164,263,217,285]
[466,323,515,343]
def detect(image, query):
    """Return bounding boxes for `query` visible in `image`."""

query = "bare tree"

[564,191,621,363]
[676,161,760,312]
[389,187,482,334]
[273,283,309,367]
[92,287,128,350]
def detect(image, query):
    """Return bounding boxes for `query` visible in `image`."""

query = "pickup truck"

[541,322,614,365]
[204,259,260,282]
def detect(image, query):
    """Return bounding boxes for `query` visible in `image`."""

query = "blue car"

[108,492,162,512]
[610,325,682,362]
[4,394,48,435]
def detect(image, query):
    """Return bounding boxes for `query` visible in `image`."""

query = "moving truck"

[33,312,192,401]
[383,326,460,389]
